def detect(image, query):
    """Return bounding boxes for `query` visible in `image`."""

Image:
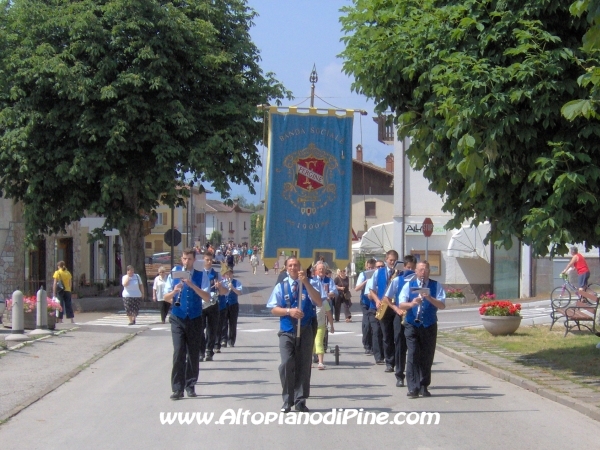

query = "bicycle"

[551,273,600,308]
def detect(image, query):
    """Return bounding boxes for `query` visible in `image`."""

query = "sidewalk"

[0,312,139,422]
[437,329,600,422]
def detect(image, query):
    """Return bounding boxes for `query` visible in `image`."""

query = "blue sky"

[206,0,392,205]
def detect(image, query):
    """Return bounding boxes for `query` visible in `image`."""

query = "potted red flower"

[479,300,522,335]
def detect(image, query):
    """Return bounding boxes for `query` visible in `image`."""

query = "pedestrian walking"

[53,261,74,324]
[153,266,169,323]
[122,265,145,326]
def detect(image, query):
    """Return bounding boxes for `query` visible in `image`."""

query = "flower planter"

[2,309,56,330]
[481,315,521,336]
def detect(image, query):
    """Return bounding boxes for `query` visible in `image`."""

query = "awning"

[352,222,393,254]
[447,223,491,263]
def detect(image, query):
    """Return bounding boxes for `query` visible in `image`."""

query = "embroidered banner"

[263,107,353,269]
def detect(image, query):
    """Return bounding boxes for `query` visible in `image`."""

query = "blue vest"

[359,271,370,307]
[394,270,416,306]
[371,267,392,310]
[405,278,439,328]
[169,266,204,320]
[225,279,240,306]
[278,279,314,332]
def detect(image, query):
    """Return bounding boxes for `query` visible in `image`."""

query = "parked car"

[151,252,171,264]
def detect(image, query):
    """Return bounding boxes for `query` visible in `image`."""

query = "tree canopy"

[0,0,288,274]
[340,0,600,256]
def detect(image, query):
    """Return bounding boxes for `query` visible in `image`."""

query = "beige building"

[144,186,207,258]
[205,199,253,245]
[352,146,394,238]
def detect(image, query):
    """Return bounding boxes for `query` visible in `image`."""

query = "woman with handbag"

[334,268,352,322]
[53,261,74,324]
[122,265,144,326]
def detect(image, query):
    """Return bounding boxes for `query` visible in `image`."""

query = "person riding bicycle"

[561,246,590,291]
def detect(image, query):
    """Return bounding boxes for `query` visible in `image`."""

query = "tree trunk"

[119,218,147,301]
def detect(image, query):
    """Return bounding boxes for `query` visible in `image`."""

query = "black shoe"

[376,360,385,365]
[221,341,227,347]
[385,366,394,373]
[396,379,405,387]
[205,354,213,361]
[295,403,309,412]
[199,356,204,362]
[313,354,319,363]
[170,391,184,400]
[215,348,221,353]
[228,342,234,347]
[365,350,373,355]
[281,404,291,413]
[407,390,419,399]
[186,388,197,398]
[420,386,431,397]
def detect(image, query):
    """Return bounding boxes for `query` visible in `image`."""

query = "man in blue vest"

[219,266,242,348]
[397,260,446,398]
[198,253,227,362]
[267,257,323,413]
[370,250,400,370]
[383,255,417,387]
[164,248,215,400]
[354,258,376,354]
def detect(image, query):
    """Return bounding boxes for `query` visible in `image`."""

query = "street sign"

[422,218,434,237]
[164,229,182,247]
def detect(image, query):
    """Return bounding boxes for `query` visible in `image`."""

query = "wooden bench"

[550,298,599,337]
[145,264,172,280]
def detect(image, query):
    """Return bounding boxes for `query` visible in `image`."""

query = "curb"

[436,344,600,422]
[0,328,145,424]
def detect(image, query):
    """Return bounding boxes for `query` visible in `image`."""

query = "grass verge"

[454,325,600,379]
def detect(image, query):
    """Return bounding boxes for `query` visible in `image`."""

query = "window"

[155,212,167,225]
[365,201,376,217]
[244,221,246,231]
[196,213,205,224]
[145,242,152,249]
[220,222,223,231]
[229,222,233,231]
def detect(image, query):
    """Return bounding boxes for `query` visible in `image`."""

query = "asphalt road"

[1,313,599,449]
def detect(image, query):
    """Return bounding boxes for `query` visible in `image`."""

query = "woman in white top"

[122,265,145,325]
[153,266,169,324]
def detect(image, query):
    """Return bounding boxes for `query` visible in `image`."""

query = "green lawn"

[458,325,600,378]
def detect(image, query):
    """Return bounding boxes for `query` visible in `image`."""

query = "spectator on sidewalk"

[122,265,144,326]
[53,261,74,324]
[153,266,170,324]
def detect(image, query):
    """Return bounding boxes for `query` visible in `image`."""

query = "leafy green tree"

[209,230,222,246]
[340,0,599,256]
[0,0,289,284]
[562,1,600,120]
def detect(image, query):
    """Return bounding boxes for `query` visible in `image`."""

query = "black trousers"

[170,314,202,393]
[404,322,438,393]
[278,324,315,408]
[219,303,239,346]
[199,304,219,357]
[393,313,408,381]
[58,291,74,319]
[159,300,171,323]
[333,294,351,321]
[367,309,383,362]
[361,304,372,351]
[380,309,395,367]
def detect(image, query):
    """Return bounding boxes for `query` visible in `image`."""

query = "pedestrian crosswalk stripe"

[84,310,161,328]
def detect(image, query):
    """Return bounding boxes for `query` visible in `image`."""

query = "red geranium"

[479,300,521,316]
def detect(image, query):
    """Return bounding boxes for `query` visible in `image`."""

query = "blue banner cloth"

[263,108,353,268]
